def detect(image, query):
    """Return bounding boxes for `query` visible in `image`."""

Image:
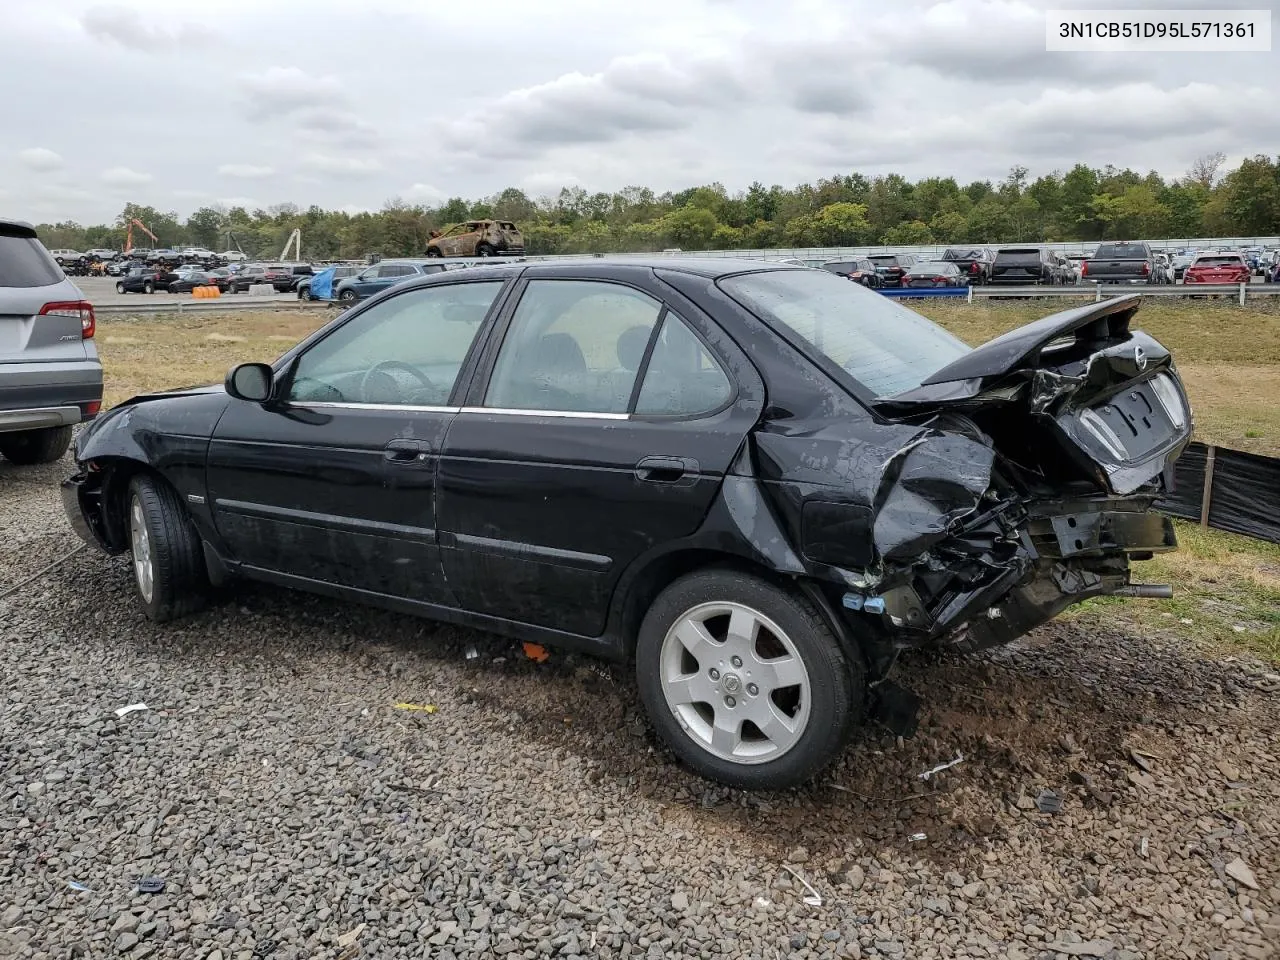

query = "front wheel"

[126,474,209,622]
[143,281,154,294]
[116,282,125,294]
[339,289,358,303]
[476,243,495,257]
[0,425,73,465]
[425,247,442,258]
[636,570,863,790]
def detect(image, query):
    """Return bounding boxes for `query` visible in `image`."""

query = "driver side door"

[205,279,509,606]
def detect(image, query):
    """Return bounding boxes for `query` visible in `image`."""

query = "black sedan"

[168,271,230,293]
[901,261,967,288]
[820,258,882,288]
[62,260,1191,789]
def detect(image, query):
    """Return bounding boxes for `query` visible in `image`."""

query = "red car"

[1183,253,1250,284]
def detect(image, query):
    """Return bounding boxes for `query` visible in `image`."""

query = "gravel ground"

[2,455,1278,960]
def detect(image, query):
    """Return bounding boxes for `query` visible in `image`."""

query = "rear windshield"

[719,269,969,397]
[995,249,1043,265]
[1093,242,1150,259]
[911,261,956,273]
[820,262,857,274]
[867,255,904,266]
[0,230,66,287]
[1193,255,1244,266]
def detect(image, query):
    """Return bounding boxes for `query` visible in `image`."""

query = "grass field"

[92,300,1280,662]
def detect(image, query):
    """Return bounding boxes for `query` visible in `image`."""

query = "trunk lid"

[875,295,1192,495]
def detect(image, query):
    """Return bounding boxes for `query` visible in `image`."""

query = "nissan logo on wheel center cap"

[722,674,741,693]
[1134,345,1147,370]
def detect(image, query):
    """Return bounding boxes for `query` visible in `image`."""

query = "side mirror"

[225,362,274,403]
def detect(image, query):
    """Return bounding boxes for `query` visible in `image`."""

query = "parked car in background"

[220,250,248,262]
[266,263,313,293]
[85,248,118,261]
[940,248,994,284]
[866,254,916,288]
[990,247,1059,285]
[167,271,229,294]
[61,260,1192,789]
[426,219,524,257]
[115,267,157,294]
[901,260,966,288]
[47,249,85,267]
[333,259,453,302]
[225,265,272,293]
[820,259,882,288]
[1081,241,1158,284]
[1062,253,1089,283]
[296,265,361,300]
[1152,253,1175,284]
[1171,252,1197,281]
[0,219,101,465]
[1182,253,1251,285]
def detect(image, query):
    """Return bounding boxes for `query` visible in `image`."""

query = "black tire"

[116,282,125,294]
[126,474,209,622]
[296,285,307,300]
[635,570,863,790]
[143,281,154,294]
[476,243,495,257]
[425,247,442,258]
[339,288,358,303]
[0,425,74,465]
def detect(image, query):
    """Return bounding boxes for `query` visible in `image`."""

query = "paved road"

[74,275,298,307]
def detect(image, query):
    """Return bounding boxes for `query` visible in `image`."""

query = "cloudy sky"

[2,0,1275,225]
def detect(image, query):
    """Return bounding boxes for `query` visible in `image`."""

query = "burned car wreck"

[62,260,1191,789]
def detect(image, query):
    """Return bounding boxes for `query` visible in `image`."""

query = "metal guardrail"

[93,281,1278,316]
[95,297,331,315]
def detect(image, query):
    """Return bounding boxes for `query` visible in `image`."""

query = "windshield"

[719,269,969,397]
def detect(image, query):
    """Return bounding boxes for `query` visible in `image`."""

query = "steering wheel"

[359,360,437,404]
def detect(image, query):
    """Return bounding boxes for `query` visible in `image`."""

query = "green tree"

[880,220,933,245]
[812,202,871,246]
[186,207,224,249]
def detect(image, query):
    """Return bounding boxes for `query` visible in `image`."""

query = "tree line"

[33,153,1280,261]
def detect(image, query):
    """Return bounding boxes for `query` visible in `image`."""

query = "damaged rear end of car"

[717,270,1190,675]
[859,295,1189,653]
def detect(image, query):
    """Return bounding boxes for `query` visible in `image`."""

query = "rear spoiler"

[916,295,1141,386]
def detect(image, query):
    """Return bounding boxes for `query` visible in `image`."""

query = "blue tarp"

[309,265,336,300]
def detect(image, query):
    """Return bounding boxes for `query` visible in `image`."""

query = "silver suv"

[0,219,103,464]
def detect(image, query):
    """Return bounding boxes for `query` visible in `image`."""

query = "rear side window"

[634,317,732,417]
[0,230,65,287]
[485,280,664,413]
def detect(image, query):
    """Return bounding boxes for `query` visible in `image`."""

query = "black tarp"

[1156,441,1280,544]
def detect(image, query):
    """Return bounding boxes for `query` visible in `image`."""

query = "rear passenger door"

[436,268,763,637]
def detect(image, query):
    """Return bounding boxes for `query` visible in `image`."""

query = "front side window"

[720,269,969,398]
[288,281,503,406]
[485,280,663,413]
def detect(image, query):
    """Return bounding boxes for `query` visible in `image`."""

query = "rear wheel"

[636,570,862,790]
[116,282,125,294]
[126,474,209,622]
[0,426,73,465]
[143,281,154,294]
[340,288,358,303]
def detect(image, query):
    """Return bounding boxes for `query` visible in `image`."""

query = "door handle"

[635,456,696,484]
[384,439,431,463]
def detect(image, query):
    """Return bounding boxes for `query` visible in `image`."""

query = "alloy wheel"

[659,601,811,765]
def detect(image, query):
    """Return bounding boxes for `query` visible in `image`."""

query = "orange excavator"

[124,218,158,254]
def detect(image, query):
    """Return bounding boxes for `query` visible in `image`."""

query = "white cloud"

[216,196,261,210]
[81,5,209,50]
[100,166,153,186]
[404,183,445,202]
[301,154,383,176]
[239,67,345,118]
[218,163,275,179]
[19,147,64,171]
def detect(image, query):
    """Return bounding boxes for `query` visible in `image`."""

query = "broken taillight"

[40,300,96,339]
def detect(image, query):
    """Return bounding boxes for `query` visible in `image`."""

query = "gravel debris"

[2,456,1279,959]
